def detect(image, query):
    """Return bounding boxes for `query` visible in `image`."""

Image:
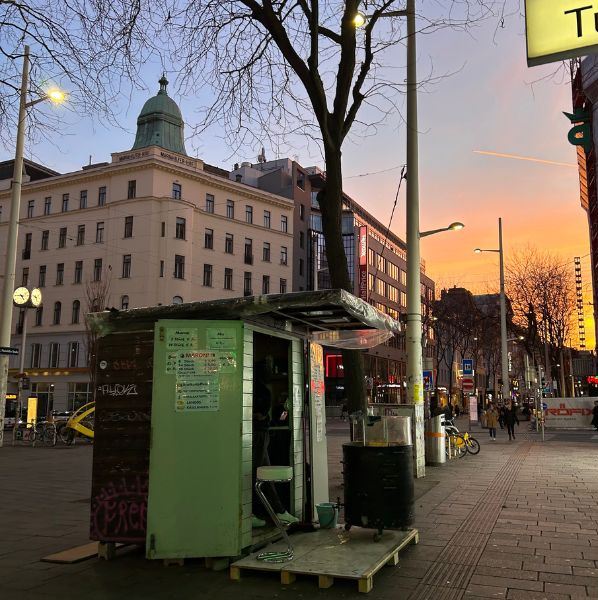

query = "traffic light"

[563,107,592,153]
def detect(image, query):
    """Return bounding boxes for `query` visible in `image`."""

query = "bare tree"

[506,247,575,397]
[83,270,112,401]
[0,1,153,146]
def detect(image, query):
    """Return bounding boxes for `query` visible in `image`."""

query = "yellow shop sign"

[526,0,598,66]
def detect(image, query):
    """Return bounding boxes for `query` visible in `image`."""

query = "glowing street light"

[0,46,66,445]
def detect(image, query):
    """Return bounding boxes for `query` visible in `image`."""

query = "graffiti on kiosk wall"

[97,383,138,397]
[91,476,148,540]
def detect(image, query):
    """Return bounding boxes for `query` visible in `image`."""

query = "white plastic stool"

[255,465,294,563]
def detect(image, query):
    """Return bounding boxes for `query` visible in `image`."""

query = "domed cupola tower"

[131,75,187,155]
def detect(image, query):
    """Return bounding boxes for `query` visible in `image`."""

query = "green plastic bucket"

[316,502,338,529]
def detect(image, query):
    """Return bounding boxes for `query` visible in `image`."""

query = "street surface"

[1,419,597,599]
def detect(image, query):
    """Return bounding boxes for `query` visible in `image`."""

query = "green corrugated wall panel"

[146,320,244,559]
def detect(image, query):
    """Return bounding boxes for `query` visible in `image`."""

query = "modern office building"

[0,77,294,415]
[231,159,436,404]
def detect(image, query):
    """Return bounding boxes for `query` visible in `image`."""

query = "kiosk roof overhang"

[90,289,401,339]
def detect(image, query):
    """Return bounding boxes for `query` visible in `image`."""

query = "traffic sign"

[462,376,475,392]
[542,402,548,411]
[423,370,434,391]
[462,359,473,375]
[0,346,18,356]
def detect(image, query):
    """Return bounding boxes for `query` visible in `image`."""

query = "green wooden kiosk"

[89,290,399,561]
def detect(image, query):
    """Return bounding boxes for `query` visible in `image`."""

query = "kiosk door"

[146,320,244,558]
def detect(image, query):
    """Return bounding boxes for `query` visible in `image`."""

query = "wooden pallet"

[230,526,419,593]
[41,542,127,564]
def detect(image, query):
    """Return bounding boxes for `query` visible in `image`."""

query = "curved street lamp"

[0,46,65,445]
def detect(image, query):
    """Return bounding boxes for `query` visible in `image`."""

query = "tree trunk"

[559,348,566,398]
[319,144,366,414]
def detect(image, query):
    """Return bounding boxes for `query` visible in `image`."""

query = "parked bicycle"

[14,419,57,447]
[443,418,480,456]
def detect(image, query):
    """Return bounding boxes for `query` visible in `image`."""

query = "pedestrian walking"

[486,402,499,440]
[455,403,461,418]
[340,402,348,421]
[444,403,453,422]
[504,401,519,441]
[592,400,598,432]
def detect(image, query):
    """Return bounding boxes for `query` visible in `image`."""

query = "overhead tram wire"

[368,165,407,305]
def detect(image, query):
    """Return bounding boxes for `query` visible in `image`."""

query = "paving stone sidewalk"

[1,420,597,599]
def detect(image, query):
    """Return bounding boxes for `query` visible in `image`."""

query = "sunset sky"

[3,6,594,347]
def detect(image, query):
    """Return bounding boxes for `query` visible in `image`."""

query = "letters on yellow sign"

[525,0,598,66]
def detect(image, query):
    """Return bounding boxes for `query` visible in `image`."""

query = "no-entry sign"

[526,0,598,66]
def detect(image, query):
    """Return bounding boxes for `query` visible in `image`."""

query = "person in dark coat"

[504,401,519,441]
[592,400,598,431]
[498,404,505,429]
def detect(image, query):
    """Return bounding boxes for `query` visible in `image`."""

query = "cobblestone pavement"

[1,420,597,599]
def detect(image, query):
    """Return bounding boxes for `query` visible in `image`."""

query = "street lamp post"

[0,46,64,445]
[474,217,510,403]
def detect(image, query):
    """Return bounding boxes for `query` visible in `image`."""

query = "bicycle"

[445,431,467,458]
[444,418,480,456]
[14,420,56,446]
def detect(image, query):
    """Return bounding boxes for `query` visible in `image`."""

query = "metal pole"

[405,0,423,406]
[498,218,510,403]
[0,46,30,445]
[12,307,27,444]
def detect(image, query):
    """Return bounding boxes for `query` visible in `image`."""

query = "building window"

[67,342,79,368]
[96,221,104,243]
[244,238,253,265]
[41,230,49,250]
[244,272,252,296]
[127,180,136,199]
[122,254,131,278]
[224,268,233,290]
[299,204,305,220]
[225,233,234,254]
[175,217,186,240]
[79,190,87,209]
[124,216,133,238]
[76,225,85,246]
[281,246,288,265]
[23,233,31,259]
[161,221,166,237]
[400,291,407,307]
[121,295,129,310]
[68,383,92,411]
[74,261,83,284]
[27,200,34,218]
[300,231,304,249]
[44,196,52,215]
[262,275,270,294]
[205,193,214,212]
[58,227,67,248]
[62,194,69,212]
[35,307,43,326]
[98,186,106,206]
[203,264,213,287]
[48,342,60,367]
[299,258,304,276]
[160,260,164,277]
[281,215,288,232]
[297,171,305,190]
[53,302,62,325]
[174,255,185,279]
[263,242,271,262]
[38,265,46,288]
[245,205,253,224]
[280,278,287,294]
[264,210,271,228]
[30,343,42,368]
[226,199,235,219]
[93,258,103,281]
[56,263,64,285]
[204,228,214,249]
[21,267,29,287]
[172,296,183,305]
[173,183,182,200]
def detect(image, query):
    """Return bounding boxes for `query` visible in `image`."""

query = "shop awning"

[89,290,400,347]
